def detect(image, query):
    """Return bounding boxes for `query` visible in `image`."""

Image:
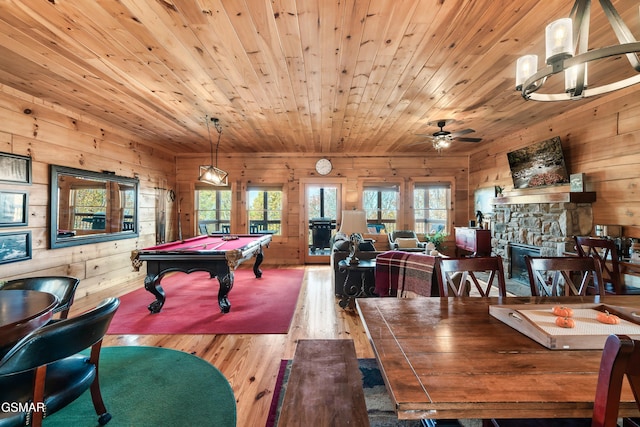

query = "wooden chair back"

[435,256,507,297]
[592,335,640,427]
[574,236,625,294]
[525,255,605,297]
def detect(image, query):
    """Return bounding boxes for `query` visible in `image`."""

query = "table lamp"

[339,210,368,265]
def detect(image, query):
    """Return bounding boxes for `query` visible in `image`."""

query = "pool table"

[131,234,271,314]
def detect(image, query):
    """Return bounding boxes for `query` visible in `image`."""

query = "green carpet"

[44,346,236,427]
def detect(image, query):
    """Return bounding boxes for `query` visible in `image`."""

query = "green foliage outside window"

[363,188,398,233]
[196,189,231,232]
[248,189,282,234]
[414,185,449,235]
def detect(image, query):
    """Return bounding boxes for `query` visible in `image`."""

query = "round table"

[0,289,58,355]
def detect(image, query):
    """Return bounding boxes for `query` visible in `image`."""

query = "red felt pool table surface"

[141,234,261,253]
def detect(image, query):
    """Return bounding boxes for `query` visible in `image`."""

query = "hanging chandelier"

[515,0,640,101]
[198,116,228,186]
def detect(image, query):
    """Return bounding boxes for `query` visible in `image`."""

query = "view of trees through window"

[363,186,398,233]
[196,189,231,233]
[70,186,135,231]
[72,187,106,229]
[247,188,282,235]
[307,187,337,220]
[414,184,450,234]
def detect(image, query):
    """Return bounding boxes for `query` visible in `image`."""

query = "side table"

[337,259,376,309]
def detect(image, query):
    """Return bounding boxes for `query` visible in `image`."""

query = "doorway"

[304,183,341,264]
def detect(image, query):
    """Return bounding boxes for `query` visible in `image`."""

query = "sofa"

[331,233,384,297]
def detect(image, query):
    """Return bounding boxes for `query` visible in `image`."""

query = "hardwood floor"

[70,265,374,427]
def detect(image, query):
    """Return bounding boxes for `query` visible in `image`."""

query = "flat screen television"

[507,136,570,189]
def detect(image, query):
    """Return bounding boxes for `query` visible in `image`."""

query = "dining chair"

[435,256,507,297]
[573,236,632,295]
[526,255,605,297]
[488,334,640,427]
[0,297,120,427]
[0,276,80,319]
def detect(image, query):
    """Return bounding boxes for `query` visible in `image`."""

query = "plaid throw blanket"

[375,251,439,297]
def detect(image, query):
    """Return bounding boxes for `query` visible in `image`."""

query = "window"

[363,184,399,233]
[196,187,232,233]
[413,183,450,234]
[247,187,283,235]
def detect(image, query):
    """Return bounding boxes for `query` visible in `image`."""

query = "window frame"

[411,178,454,235]
[361,182,401,234]
[195,185,232,234]
[245,184,285,236]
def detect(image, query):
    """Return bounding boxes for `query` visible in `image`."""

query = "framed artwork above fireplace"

[507,136,570,189]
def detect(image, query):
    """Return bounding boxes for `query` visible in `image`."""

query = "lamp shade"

[339,210,368,235]
[545,18,573,63]
[198,165,228,186]
[515,54,538,89]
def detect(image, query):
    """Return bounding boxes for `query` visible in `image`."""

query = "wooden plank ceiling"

[0,0,638,155]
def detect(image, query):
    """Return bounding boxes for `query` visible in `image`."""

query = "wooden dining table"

[0,289,58,357]
[356,295,640,421]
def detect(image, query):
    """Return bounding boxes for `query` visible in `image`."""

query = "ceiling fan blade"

[449,128,475,138]
[456,137,483,143]
[415,134,435,138]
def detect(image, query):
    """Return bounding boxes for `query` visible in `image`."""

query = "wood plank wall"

[0,87,176,299]
[175,153,470,264]
[468,87,640,239]
[3,79,639,300]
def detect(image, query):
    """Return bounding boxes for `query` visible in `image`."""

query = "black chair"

[526,255,605,297]
[0,276,80,319]
[198,223,208,234]
[489,334,640,427]
[0,297,120,427]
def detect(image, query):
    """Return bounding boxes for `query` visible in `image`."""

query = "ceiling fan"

[415,119,482,151]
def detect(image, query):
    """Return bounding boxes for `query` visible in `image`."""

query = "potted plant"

[426,230,447,252]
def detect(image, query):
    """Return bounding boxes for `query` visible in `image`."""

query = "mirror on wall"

[50,165,139,248]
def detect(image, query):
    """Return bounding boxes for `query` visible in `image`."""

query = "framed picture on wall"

[0,152,32,184]
[0,230,32,264]
[0,191,28,227]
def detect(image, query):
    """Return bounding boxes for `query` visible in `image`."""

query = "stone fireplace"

[490,188,596,280]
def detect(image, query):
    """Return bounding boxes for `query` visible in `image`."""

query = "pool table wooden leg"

[253,247,264,278]
[144,274,166,314]
[217,271,234,313]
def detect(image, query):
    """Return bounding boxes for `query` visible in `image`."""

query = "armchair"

[0,297,120,427]
[388,230,426,253]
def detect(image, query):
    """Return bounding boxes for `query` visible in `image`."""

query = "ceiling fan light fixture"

[432,136,451,152]
[199,116,229,186]
[515,0,640,101]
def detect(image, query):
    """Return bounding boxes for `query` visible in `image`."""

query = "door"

[304,183,341,264]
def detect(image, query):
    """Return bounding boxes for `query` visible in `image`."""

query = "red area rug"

[107,268,304,335]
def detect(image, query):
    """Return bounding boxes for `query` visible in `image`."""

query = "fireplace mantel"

[492,191,596,205]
